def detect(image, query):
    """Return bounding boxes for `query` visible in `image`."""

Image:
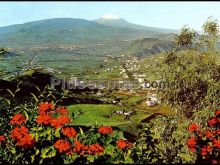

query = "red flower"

[188,123,199,132]
[10,114,26,125]
[59,116,71,124]
[54,140,71,153]
[187,137,197,149]
[215,109,220,117]
[16,134,35,149]
[208,117,217,126]
[51,116,71,129]
[200,145,212,157]
[206,145,212,153]
[11,126,29,141]
[205,131,214,139]
[36,114,52,125]
[72,141,104,156]
[117,139,128,150]
[88,143,104,155]
[212,160,218,164]
[0,135,5,145]
[73,140,85,154]
[57,107,68,115]
[212,139,220,149]
[201,147,208,157]
[38,102,54,115]
[98,126,113,135]
[11,126,35,149]
[62,127,77,138]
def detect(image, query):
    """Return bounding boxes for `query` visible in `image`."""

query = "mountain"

[0,18,177,47]
[122,35,175,59]
[94,17,178,33]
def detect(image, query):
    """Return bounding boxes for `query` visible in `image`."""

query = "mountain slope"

[94,17,178,33]
[0,18,177,47]
[122,36,174,58]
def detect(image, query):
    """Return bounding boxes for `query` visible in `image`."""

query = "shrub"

[0,101,134,164]
[187,109,220,164]
[160,18,220,117]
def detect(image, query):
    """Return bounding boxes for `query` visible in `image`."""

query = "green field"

[68,104,153,127]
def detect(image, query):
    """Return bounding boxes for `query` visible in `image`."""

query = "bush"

[0,102,134,164]
[160,18,220,117]
[187,109,220,164]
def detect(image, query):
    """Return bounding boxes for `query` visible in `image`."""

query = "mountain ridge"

[0,17,178,47]
[94,17,178,33]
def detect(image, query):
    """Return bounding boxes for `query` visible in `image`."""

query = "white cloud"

[102,13,120,19]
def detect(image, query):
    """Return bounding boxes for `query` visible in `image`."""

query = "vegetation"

[1,18,220,164]
[0,101,134,164]
[161,18,220,117]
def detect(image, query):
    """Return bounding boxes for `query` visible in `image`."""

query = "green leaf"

[30,93,38,103]
[0,96,11,105]
[41,146,56,159]
[7,89,15,98]
[104,145,115,156]
[79,127,84,135]
[15,88,20,94]
[124,157,133,164]
[35,85,41,93]
[23,110,29,121]
[55,128,61,138]
[87,155,94,163]
[178,153,192,162]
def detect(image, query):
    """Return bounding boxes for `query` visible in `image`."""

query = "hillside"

[122,36,174,58]
[94,17,178,33]
[0,18,174,47]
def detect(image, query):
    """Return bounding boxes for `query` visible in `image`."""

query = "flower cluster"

[11,126,35,148]
[2,102,134,164]
[38,102,54,115]
[51,116,71,129]
[37,102,71,129]
[54,140,71,154]
[0,135,5,145]
[187,109,220,164]
[70,140,104,156]
[57,107,68,115]
[62,127,77,138]
[98,126,113,135]
[10,114,26,125]
[117,139,133,150]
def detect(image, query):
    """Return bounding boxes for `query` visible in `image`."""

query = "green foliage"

[0,85,134,164]
[174,25,197,48]
[161,18,220,117]
[187,109,220,164]
[134,114,196,164]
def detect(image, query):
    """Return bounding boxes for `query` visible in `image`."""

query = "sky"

[0,2,220,30]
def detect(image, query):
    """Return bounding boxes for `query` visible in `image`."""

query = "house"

[112,100,118,104]
[146,100,156,107]
[118,81,124,84]
[138,77,145,83]
[97,91,102,96]
[145,93,159,106]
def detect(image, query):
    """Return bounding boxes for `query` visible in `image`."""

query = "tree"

[160,18,220,118]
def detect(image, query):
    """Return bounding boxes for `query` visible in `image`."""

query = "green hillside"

[0,18,171,47]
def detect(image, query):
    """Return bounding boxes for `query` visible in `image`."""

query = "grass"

[68,104,126,126]
[67,104,153,128]
[126,96,144,106]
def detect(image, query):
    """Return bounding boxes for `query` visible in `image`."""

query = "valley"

[0,17,173,136]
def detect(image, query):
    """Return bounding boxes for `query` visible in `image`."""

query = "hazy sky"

[0,2,220,30]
